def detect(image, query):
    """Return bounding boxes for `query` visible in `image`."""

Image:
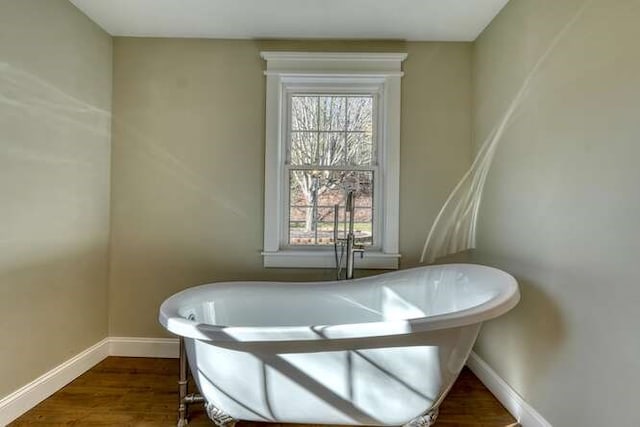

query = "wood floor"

[11,357,517,427]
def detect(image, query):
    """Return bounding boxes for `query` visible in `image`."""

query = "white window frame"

[284,88,381,250]
[261,52,407,269]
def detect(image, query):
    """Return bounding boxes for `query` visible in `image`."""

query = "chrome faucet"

[346,236,365,280]
[334,191,365,280]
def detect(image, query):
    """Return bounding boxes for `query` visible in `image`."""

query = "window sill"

[262,250,400,269]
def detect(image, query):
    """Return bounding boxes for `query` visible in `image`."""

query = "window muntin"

[286,94,376,247]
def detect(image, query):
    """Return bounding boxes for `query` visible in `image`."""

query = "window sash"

[282,91,382,250]
[285,167,378,247]
[286,93,378,167]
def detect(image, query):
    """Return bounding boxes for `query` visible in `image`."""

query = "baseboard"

[467,351,552,427]
[109,336,179,358]
[0,337,180,425]
[1,339,548,427]
[0,338,110,426]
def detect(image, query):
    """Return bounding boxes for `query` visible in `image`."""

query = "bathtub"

[159,264,519,427]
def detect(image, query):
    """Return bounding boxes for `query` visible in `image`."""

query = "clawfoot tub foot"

[404,407,439,427]
[204,402,237,427]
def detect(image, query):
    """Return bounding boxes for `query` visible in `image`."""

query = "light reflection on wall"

[420,0,592,264]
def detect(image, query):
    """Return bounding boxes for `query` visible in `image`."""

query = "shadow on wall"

[469,250,565,397]
[433,250,566,391]
[0,60,111,396]
[0,62,111,136]
[111,117,250,220]
[0,60,111,280]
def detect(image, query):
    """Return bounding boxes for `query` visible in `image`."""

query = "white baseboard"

[467,351,552,427]
[0,337,180,425]
[0,338,110,426]
[1,338,548,427]
[109,337,179,359]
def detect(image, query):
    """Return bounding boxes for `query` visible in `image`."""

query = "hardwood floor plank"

[11,357,517,426]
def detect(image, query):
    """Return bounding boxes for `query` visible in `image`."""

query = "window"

[261,52,407,269]
[288,95,375,246]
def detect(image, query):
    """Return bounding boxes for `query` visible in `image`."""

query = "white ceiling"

[69,0,510,42]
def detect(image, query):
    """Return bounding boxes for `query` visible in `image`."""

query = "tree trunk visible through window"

[289,95,375,245]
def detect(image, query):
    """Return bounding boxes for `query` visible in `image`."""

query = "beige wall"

[109,39,472,336]
[5,0,638,421]
[471,0,640,425]
[7,1,636,422]
[0,0,112,398]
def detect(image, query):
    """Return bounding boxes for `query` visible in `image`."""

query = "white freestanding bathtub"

[159,264,519,427]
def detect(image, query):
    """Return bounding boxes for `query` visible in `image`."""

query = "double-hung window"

[288,94,376,247]
[261,52,406,269]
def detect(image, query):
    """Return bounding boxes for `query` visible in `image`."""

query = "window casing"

[261,52,406,269]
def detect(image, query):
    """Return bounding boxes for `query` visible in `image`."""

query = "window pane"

[319,96,346,131]
[316,207,337,245]
[346,132,373,166]
[290,132,318,165]
[291,96,318,130]
[347,97,373,131]
[318,132,346,166]
[289,170,373,246]
[354,207,373,244]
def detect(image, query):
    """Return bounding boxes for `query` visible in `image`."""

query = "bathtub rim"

[159,263,519,343]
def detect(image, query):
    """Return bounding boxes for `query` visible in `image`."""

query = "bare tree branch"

[289,95,374,235]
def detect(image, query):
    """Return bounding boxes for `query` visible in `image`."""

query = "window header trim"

[260,51,408,77]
